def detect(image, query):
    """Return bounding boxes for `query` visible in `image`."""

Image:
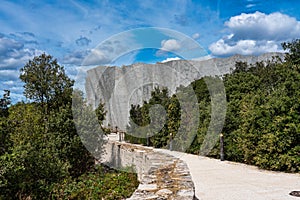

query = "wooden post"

[146,133,149,146]
[120,131,125,142]
[169,132,173,151]
[220,133,224,161]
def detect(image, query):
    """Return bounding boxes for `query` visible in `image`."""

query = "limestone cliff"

[85,52,284,130]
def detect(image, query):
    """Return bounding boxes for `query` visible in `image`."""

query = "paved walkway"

[155,149,300,200]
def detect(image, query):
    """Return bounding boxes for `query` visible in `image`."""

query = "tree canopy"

[0,90,11,117]
[20,53,74,113]
[282,39,300,64]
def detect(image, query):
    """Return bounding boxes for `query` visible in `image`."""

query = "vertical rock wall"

[85,53,284,130]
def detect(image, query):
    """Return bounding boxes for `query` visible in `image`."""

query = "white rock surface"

[86,52,284,130]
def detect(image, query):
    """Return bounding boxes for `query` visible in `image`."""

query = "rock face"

[85,52,284,129]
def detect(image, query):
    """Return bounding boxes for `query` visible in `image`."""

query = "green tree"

[20,53,74,114]
[48,103,95,177]
[0,90,11,156]
[95,101,107,123]
[126,87,170,147]
[95,100,111,135]
[0,116,10,156]
[0,90,11,117]
[0,103,70,199]
[72,90,106,165]
[282,39,300,64]
[148,87,170,148]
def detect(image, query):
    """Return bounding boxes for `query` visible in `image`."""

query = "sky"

[1,0,300,102]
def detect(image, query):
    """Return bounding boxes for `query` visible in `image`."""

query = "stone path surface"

[155,149,300,200]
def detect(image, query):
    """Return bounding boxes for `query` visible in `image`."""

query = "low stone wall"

[101,140,196,199]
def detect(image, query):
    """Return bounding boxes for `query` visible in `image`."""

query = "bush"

[51,165,139,200]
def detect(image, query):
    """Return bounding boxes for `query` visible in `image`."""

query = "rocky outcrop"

[101,140,195,199]
[85,52,284,129]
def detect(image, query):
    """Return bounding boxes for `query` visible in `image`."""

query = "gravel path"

[155,149,300,200]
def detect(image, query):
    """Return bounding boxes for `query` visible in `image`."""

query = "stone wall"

[101,140,196,199]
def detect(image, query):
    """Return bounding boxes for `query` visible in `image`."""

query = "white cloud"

[246,4,256,8]
[0,36,44,103]
[3,80,15,86]
[0,70,20,80]
[0,37,43,70]
[0,48,43,70]
[210,12,300,56]
[63,50,90,65]
[161,39,181,51]
[210,39,281,56]
[82,49,111,65]
[225,11,300,41]
[161,57,181,63]
[82,31,138,66]
[8,32,38,46]
[0,37,23,54]
[192,33,200,40]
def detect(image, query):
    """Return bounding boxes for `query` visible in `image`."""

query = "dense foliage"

[0,54,138,199]
[126,87,178,147]
[19,53,74,114]
[51,165,138,200]
[0,90,11,117]
[126,41,300,172]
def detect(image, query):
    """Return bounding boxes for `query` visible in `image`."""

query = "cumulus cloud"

[0,37,23,55]
[0,35,44,103]
[161,57,181,63]
[0,70,20,81]
[8,32,38,45]
[209,12,300,56]
[226,11,300,41]
[161,39,181,52]
[210,39,280,56]
[0,47,43,70]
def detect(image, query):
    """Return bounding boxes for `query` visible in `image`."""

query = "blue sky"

[1,0,300,102]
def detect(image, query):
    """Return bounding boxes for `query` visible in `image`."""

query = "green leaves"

[0,90,11,117]
[19,53,74,114]
[282,39,300,65]
[0,103,71,199]
[51,165,139,200]
[225,59,300,172]
[95,101,107,123]
[126,87,175,148]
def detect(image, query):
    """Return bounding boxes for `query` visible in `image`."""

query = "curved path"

[155,149,300,200]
